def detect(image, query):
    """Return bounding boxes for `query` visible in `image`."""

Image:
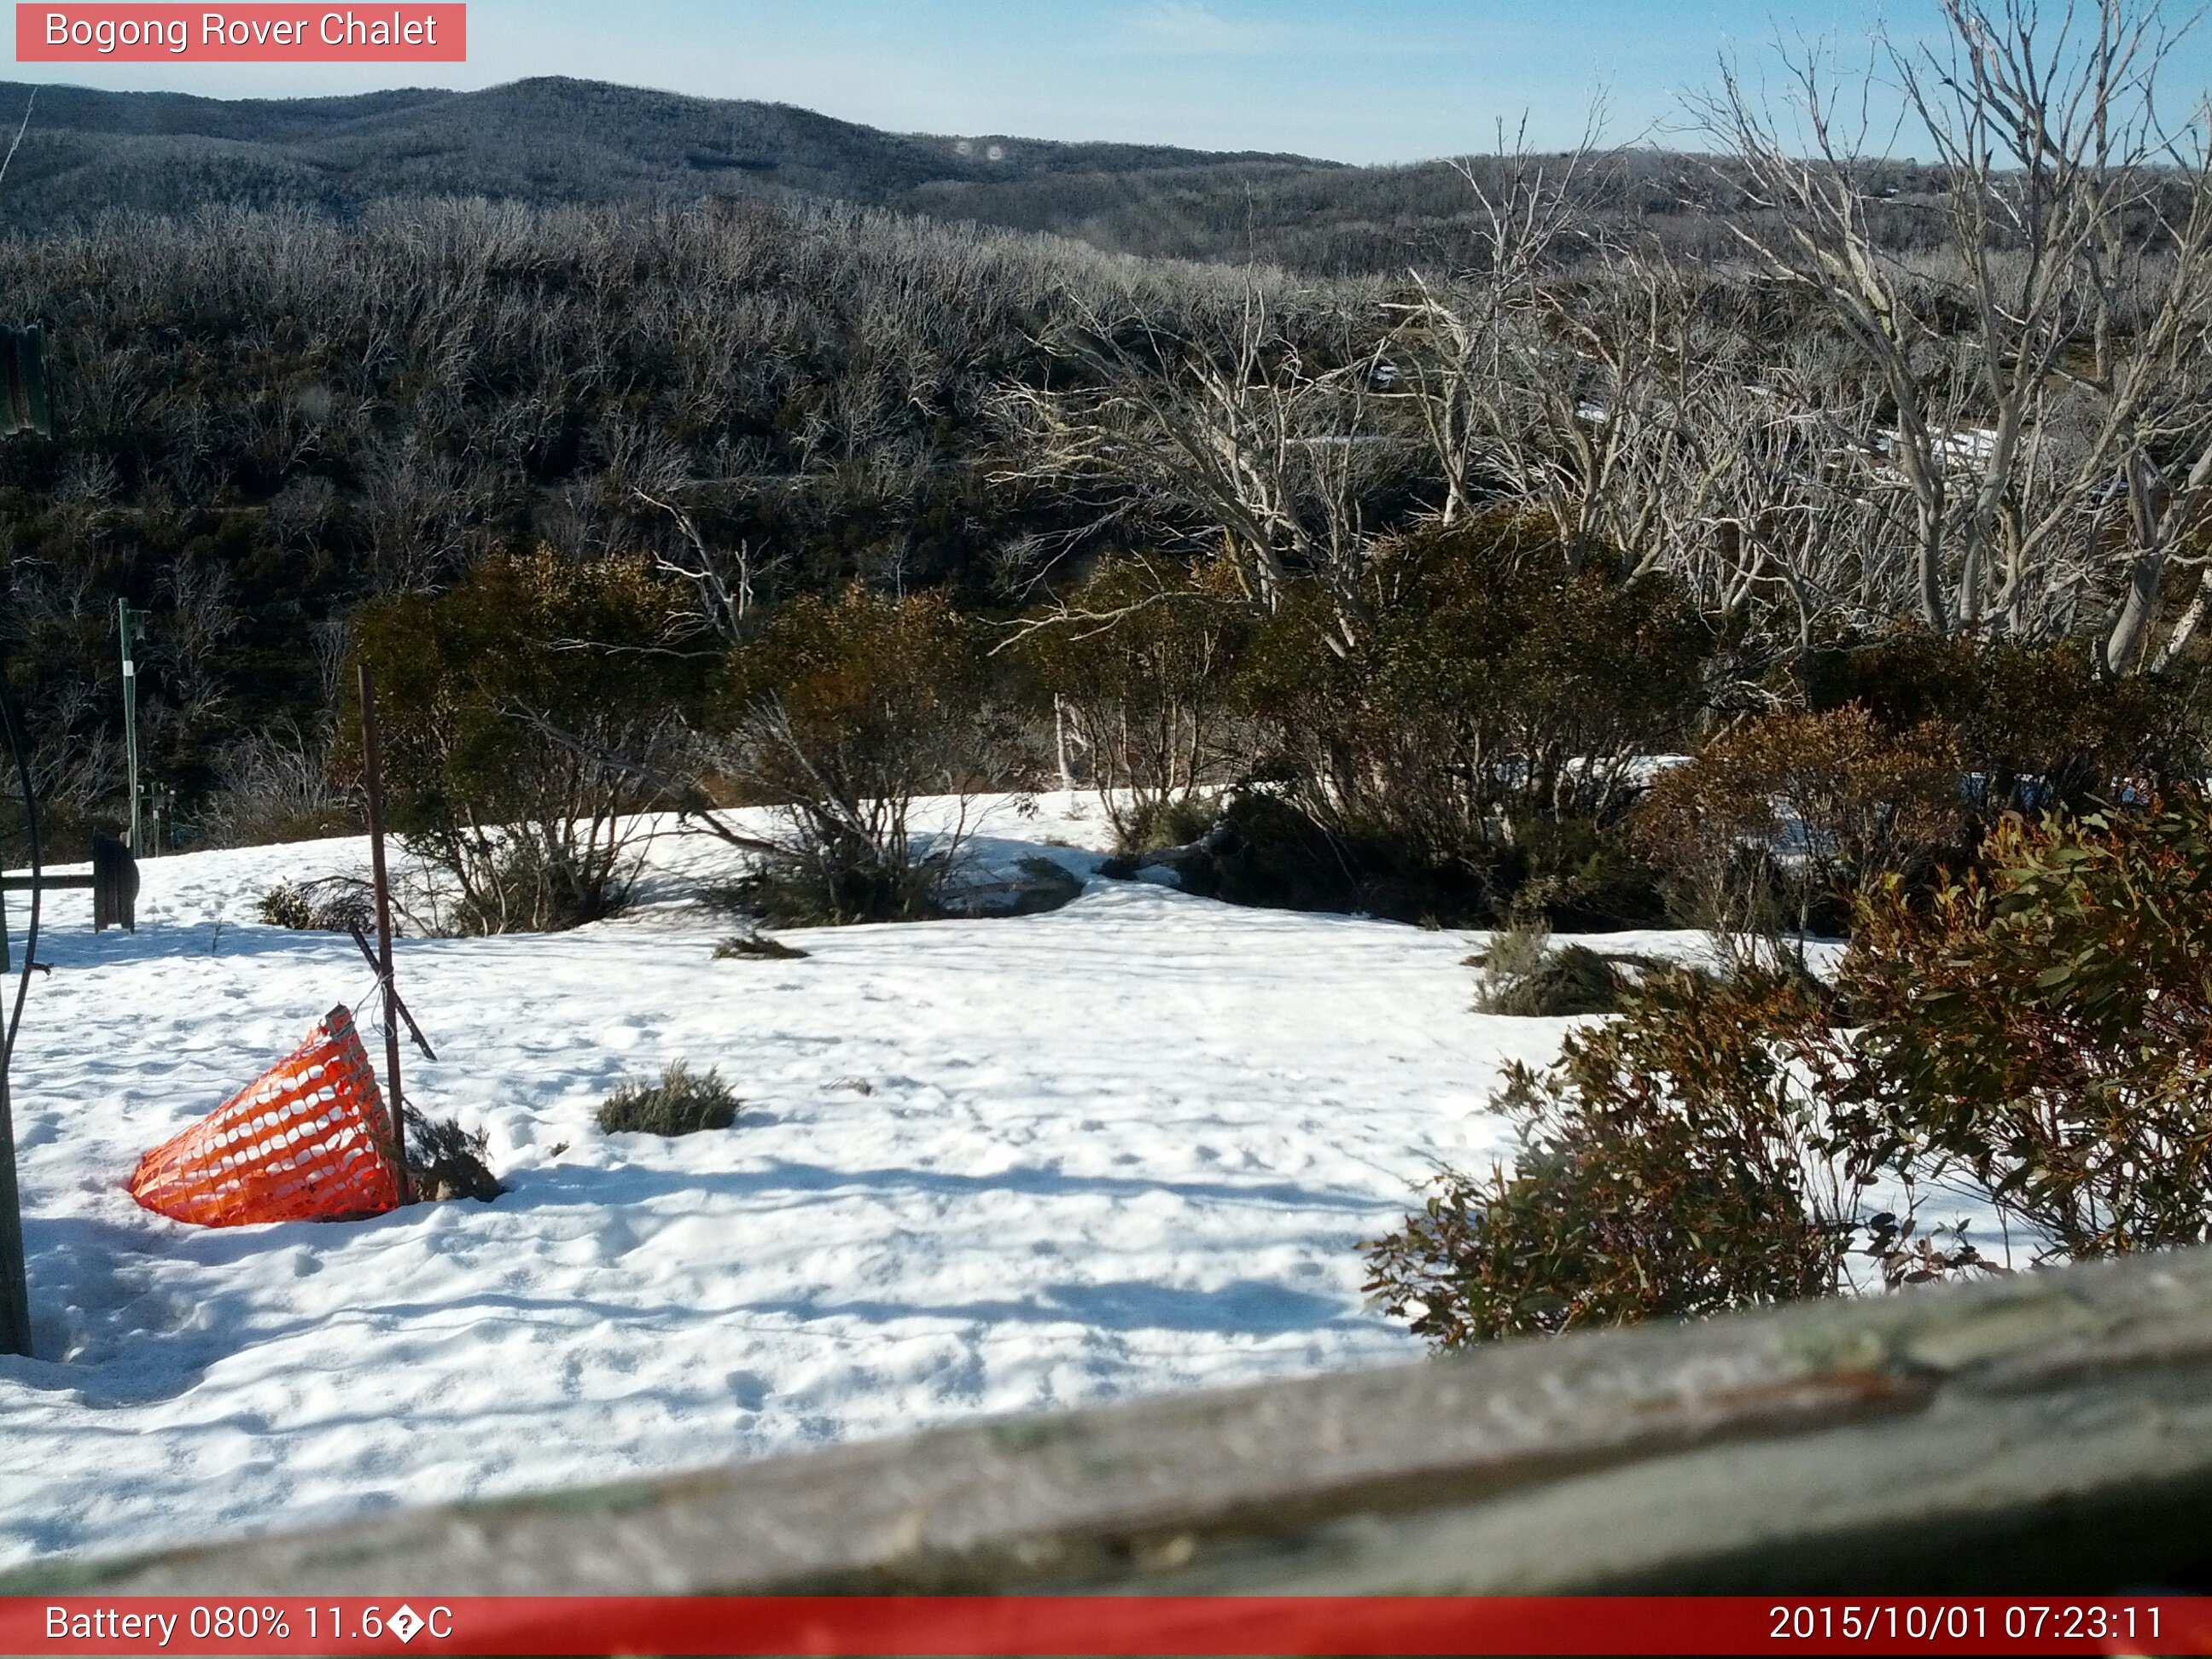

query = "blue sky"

[10,1,2211,164]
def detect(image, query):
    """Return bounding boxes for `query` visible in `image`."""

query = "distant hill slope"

[0,75,1342,226]
[0,76,1795,274]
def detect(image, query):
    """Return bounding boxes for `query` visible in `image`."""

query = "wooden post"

[358,664,410,1205]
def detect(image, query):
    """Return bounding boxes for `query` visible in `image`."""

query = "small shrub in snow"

[1484,944,1622,1017]
[713,931,809,960]
[597,1062,740,1137]
[255,876,376,934]
[713,857,946,929]
[712,586,998,926]
[1117,791,1223,856]
[405,1108,503,1202]
[1470,922,1627,1016]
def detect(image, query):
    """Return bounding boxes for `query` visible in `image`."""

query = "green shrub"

[351,551,707,934]
[1174,789,1367,911]
[1802,635,2197,812]
[255,876,375,934]
[1365,969,1883,1346]
[716,586,996,924]
[714,859,946,929]
[1493,947,1622,1016]
[1471,924,1624,1016]
[1370,799,2212,1351]
[1170,791,1671,930]
[1177,789,1499,921]
[1117,791,1223,855]
[1231,514,1716,925]
[1848,800,2212,1258]
[1504,812,1672,931]
[597,1062,741,1137]
[405,1108,503,1203]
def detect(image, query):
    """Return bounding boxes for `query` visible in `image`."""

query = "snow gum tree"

[1012,553,1252,852]
[347,550,707,934]
[713,585,999,923]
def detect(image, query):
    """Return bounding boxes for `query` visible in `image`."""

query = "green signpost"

[118,599,143,853]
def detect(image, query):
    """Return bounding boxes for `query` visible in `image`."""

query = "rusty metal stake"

[0,1062,27,1356]
[345,922,436,1064]
[358,663,410,1204]
[0,664,40,1355]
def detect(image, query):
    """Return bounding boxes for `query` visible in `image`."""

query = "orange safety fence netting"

[129,1004,403,1227]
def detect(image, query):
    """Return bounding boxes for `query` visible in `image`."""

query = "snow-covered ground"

[0,793,1708,1572]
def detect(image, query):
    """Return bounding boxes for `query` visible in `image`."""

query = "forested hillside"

[0,19,2203,890]
[0,76,1948,275]
[0,195,1317,835]
[0,77,1336,236]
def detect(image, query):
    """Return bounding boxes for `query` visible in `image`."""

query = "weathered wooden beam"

[13,1247,2212,1595]
[2,835,138,932]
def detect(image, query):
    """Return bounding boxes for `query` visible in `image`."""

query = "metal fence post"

[358,664,410,1204]
[0,1058,29,1356]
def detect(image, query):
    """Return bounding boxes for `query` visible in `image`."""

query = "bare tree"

[1387,131,1910,656]
[632,486,788,643]
[1694,0,2212,674]
[1384,114,1622,563]
[995,282,1401,643]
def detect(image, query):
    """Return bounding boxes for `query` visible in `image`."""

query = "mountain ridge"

[0,74,1348,227]
[0,76,1754,275]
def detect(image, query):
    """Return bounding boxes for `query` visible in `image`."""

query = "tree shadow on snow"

[0,1205,424,1406]
[0,1156,1390,1407]
[31,918,375,973]
[737,1279,1354,1336]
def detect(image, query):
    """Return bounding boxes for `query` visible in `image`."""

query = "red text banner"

[17,5,464,61]
[3,1595,2211,1656]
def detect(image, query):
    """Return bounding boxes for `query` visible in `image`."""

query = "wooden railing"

[14,1245,2212,1594]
